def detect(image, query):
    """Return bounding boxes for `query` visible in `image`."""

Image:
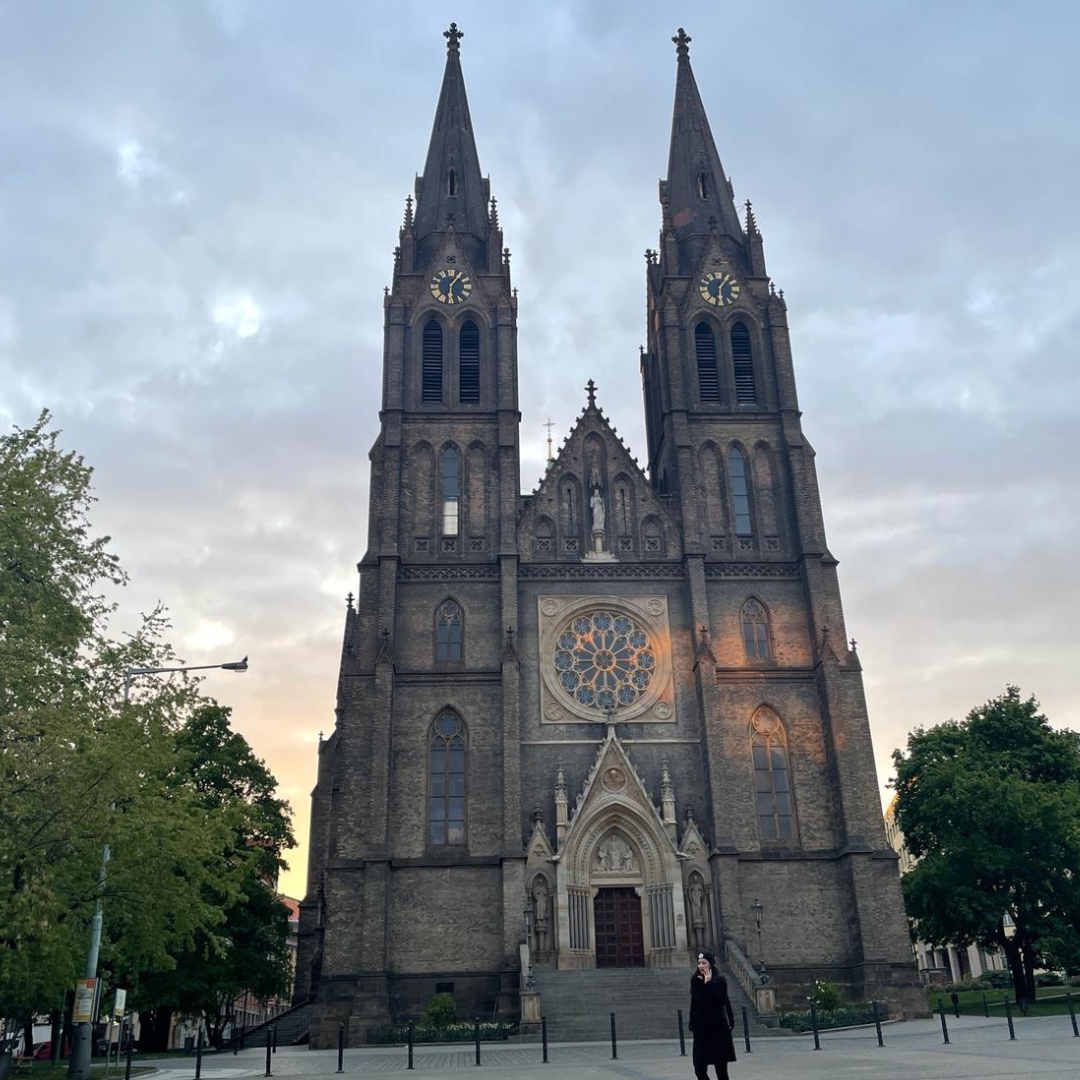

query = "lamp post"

[68,656,249,1080]
[750,898,764,963]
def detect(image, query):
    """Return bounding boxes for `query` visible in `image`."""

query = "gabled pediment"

[518,385,680,560]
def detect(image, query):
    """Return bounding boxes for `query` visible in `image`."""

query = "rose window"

[552,610,656,711]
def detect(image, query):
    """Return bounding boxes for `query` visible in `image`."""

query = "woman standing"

[688,951,736,1080]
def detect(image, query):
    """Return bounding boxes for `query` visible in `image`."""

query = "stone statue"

[688,879,706,946]
[590,487,605,532]
[532,878,550,954]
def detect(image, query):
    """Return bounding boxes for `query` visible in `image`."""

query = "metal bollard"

[810,1003,820,1051]
[1067,992,1079,1038]
[272,1027,277,1054]
[872,999,884,1048]
[264,1030,272,1077]
[473,1018,481,1066]
[541,1017,548,1063]
[336,1023,344,1073]
[195,1029,203,1080]
[407,1021,414,1069]
[982,991,989,1018]
[1003,998,1015,1040]
[610,1012,618,1060]
[124,1033,133,1080]
[937,998,949,1044]
[741,1005,751,1054]
[677,1009,686,1057]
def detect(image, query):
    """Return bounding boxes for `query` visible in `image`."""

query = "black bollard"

[677,1009,686,1057]
[541,1017,548,1063]
[1067,992,1079,1038]
[983,991,989,1018]
[741,1005,751,1054]
[610,1012,618,1060]
[951,992,960,1019]
[1003,998,1015,1040]
[473,1018,481,1066]
[264,1030,272,1077]
[407,1021,414,1070]
[195,1029,203,1080]
[272,1027,277,1054]
[937,998,949,1044]
[124,1032,133,1080]
[872,1000,884,1047]
[336,1023,344,1073]
[810,1003,820,1051]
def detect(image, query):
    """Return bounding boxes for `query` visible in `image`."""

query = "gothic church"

[296,25,923,1043]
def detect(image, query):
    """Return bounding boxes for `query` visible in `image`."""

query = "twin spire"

[414,25,745,255]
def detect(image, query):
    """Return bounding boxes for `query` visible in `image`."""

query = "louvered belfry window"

[695,323,720,403]
[731,322,756,403]
[459,320,480,403]
[422,319,443,403]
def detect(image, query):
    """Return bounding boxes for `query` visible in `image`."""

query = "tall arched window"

[459,320,480,403]
[742,599,771,661]
[695,323,720,403]
[429,711,466,846]
[697,172,709,200]
[751,708,795,841]
[727,447,752,535]
[422,319,443,402]
[435,600,463,661]
[441,447,459,535]
[731,322,756,403]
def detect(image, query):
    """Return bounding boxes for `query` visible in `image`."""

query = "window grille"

[459,320,480,403]
[695,323,720,403]
[422,319,443,402]
[731,322,756,403]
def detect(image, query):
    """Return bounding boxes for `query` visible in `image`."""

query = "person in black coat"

[689,951,736,1080]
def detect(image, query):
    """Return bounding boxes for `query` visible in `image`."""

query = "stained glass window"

[741,599,770,661]
[435,600,463,661]
[429,711,465,846]
[552,610,656,712]
[751,709,795,841]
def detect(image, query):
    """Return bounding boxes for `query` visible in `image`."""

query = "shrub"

[977,970,1013,989]
[1035,972,1063,987]
[778,1005,877,1033]
[423,993,456,1028]
[809,979,842,1012]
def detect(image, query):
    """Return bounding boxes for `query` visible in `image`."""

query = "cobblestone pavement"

[146,1014,1080,1079]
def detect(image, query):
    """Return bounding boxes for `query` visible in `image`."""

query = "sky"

[2,1,1079,900]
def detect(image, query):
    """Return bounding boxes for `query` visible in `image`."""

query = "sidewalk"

[145,1014,1080,1079]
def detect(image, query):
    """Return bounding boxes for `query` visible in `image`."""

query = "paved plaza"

[145,1014,1080,1080]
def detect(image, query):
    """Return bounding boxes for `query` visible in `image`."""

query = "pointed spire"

[664,28,743,251]
[414,24,489,247]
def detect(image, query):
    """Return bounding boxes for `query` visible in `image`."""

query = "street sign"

[73,978,96,1023]
[113,989,127,1017]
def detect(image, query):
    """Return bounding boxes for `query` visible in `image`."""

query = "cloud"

[116,138,163,188]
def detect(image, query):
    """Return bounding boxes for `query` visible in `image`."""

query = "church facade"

[295,25,922,1044]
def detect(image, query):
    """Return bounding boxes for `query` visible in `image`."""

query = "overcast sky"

[3,1,1078,899]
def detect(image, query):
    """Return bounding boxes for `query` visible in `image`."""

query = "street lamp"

[750,898,764,963]
[68,656,249,1080]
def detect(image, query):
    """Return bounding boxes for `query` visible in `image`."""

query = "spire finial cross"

[585,378,597,407]
[672,27,692,56]
[444,22,464,52]
[544,417,555,461]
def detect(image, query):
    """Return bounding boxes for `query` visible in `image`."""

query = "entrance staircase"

[532,963,772,1042]
[223,1003,311,1050]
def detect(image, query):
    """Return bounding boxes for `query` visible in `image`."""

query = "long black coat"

[689,972,736,1066]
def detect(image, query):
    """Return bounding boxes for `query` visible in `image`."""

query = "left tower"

[295,25,524,1045]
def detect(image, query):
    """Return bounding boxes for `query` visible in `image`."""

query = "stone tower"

[295,26,923,1045]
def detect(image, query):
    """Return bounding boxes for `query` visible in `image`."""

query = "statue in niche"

[688,879,707,947]
[595,834,635,873]
[590,486,605,532]
[532,878,550,955]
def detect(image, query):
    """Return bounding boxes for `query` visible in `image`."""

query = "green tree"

[892,687,1080,1002]
[0,413,282,1038]
[132,704,295,1048]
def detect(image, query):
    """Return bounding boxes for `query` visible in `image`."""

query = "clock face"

[699,270,740,307]
[430,268,472,305]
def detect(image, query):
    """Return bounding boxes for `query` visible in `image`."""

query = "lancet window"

[429,711,466,846]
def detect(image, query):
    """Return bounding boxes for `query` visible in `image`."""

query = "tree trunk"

[997,921,1026,1002]
[22,1016,34,1063]
[49,1009,61,1065]
[1020,938,1038,1006]
[136,1008,173,1053]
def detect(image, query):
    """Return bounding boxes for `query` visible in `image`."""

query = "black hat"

[696,951,717,967]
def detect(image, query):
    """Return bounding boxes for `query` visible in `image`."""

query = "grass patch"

[926,985,1079,1018]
